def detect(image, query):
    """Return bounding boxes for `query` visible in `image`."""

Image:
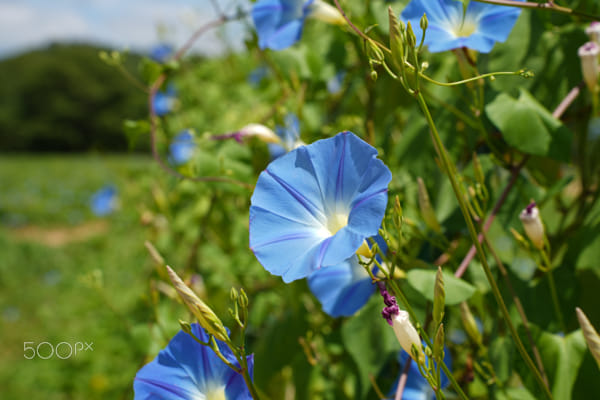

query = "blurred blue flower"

[249,131,392,282]
[90,186,117,216]
[308,236,386,317]
[134,323,253,400]
[150,43,173,63]
[391,346,452,400]
[268,113,304,159]
[248,66,269,86]
[252,0,314,50]
[252,0,344,50]
[153,87,177,116]
[326,71,346,95]
[169,129,196,165]
[400,0,523,53]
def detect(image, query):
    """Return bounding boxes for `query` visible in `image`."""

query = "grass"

[0,154,164,399]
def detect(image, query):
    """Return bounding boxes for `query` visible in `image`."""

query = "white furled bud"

[239,123,280,143]
[578,41,600,93]
[309,0,346,25]
[576,307,600,369]
[391,310,425,365]
[585,22,600,45]
[519,202,545,250]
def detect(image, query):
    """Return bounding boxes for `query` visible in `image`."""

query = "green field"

[0,155,168,399]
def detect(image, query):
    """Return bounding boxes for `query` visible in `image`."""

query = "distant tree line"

[0,43,148,152]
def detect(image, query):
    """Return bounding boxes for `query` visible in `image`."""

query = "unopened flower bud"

[433,323,445,363]
[432,267,445,328]
[238,288,249,309]
[391,310,425,365]
[406,21,416,48]
[166,265,230,344]
[460,302,482,346]
[309,0,346,25]
[179,320,192,335]
[389,7,405,71]
[417,177,442,233]
[576,307,600,369]
[239,123,280,143]
[420,13,428,35]
[230,287,239,302]
[578,42,600,93]
[585,22,600,45]
[213,123,279,144]
[472,152,485,187]
[519,202,545,250]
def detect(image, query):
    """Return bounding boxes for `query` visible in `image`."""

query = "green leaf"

[485,89,572,161]
[341,297,397,399]
[406,269,476,305]
[518,327,587,400]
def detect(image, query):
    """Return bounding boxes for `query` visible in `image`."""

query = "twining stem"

[414,92,554,399]
[379,270,469,400]
[540,250,567,332]
[482,233,549,386]
[455,82,583,278]
[472,0,600,20]
[332,0,391,53]
[238,352,261,400]
[419,70,529,87]
[395,359,412,400]
[147,12,253,190]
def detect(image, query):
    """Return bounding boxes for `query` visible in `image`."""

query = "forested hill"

[0,44,147,152]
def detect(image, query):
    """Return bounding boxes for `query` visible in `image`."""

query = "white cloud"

[0,0,250,58]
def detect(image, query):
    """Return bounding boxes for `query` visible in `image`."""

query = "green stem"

[472,0,600,19]
[482,233,550,386]
[414,92,554,400]
[383,276,469,400]
[540,250,566,332]
[417,70,528,87]
[239,353,261,400]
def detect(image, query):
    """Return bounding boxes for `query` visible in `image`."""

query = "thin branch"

[473,0,600,19]
[147,12,253,190]
[332,0,391,53]
[454,82,583,278]
[395,359,412,400]
[482,232,549,386]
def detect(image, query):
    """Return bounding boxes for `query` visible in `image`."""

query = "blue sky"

[0,0,251,58]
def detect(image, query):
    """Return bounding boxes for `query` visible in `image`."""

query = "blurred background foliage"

[2,0,600,399]
[0,44,147,152]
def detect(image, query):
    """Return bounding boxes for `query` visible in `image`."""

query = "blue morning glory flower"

[308,235,387,317]
[268,113,304,159]
[390,346,452,400]
[308,255,374,316]
[169,130,196,165]
[249,131,392,283]
[153,87,177,116]
[150,43,173,63]
[252,0,345,50]
[90,185,117,216]
[248,66,269,86]
[400,0,524,53]
[326,71,346,95]
[134,323,253,400]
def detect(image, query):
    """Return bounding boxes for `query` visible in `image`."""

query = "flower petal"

[134,324,251,400]
[400,0,523,53]
[249,131,391,282]
[308,255,375,317]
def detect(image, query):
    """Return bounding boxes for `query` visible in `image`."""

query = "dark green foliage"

[0,44,147,152]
